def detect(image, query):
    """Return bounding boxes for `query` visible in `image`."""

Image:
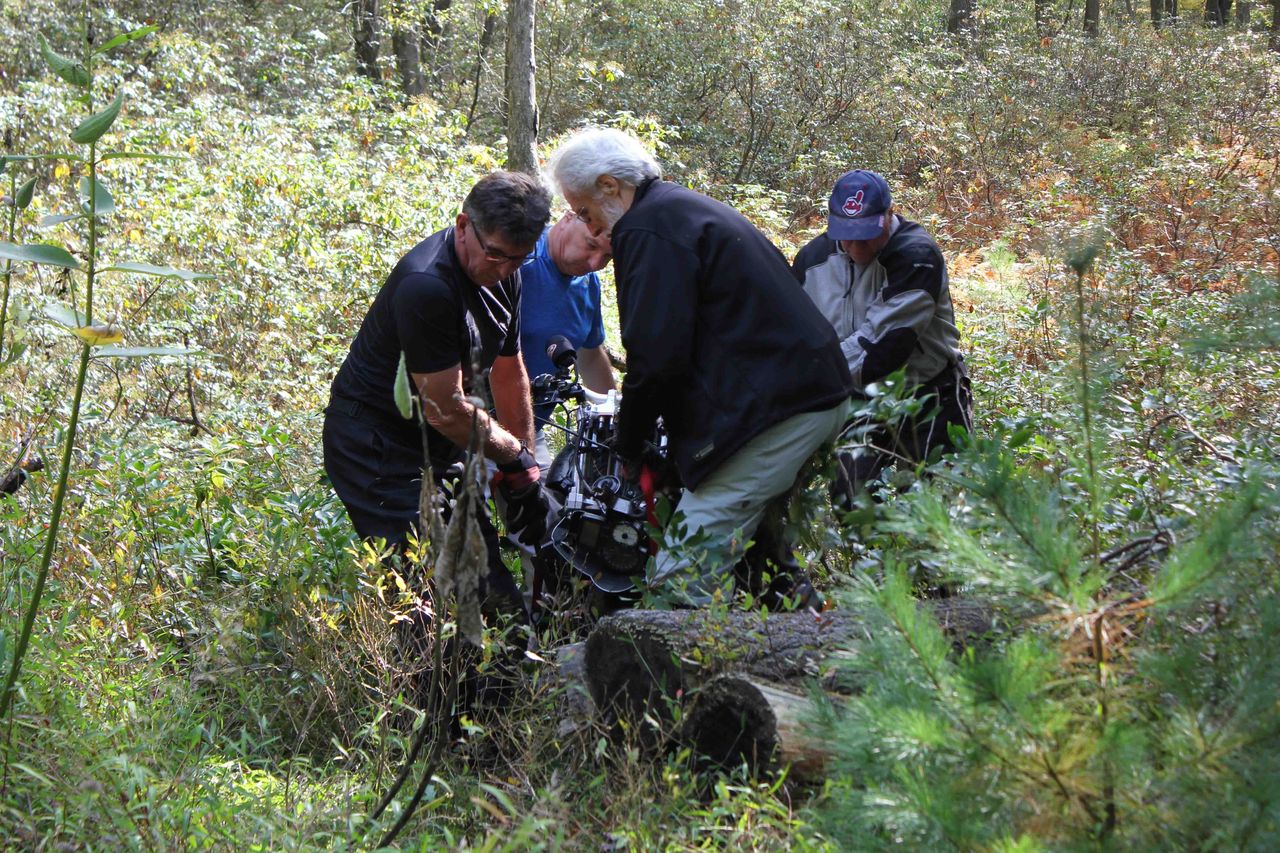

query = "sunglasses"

[467,222,528,264]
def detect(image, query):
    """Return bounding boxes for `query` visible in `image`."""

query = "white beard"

[601,196,628,235]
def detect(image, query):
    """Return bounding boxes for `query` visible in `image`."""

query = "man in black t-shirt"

[323,171,552,619]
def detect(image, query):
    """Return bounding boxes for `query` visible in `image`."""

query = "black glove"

[614,438,665,484]
[496,444,547,545]
[500,480,550,546]
[496,445,541,488]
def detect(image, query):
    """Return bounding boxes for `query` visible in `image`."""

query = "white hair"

[548,128,663,197]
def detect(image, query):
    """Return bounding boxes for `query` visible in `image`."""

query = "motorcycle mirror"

[546,335,577,370]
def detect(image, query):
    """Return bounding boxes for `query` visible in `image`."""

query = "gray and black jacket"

[791,218,963,393]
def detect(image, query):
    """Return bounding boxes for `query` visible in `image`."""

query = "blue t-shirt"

[519,230,606,422]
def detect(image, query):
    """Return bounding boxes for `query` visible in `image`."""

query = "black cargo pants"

[322,396,525,620]
[835,360,974,504]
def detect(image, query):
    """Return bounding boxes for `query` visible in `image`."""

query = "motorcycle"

[531,335,676,596]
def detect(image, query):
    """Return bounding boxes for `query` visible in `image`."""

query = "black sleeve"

[394,273,463,374]
[612,228,700,458]
[860,328,920,384]
[849,241,945,385]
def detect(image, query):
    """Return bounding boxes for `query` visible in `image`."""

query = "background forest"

[0,0,1278,848]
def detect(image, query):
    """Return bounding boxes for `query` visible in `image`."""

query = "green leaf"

[394,352,414,420]
[78,176,115,217]
[98,262,214,282]
[41,302,88,328]
[93,345,202,359]
[70,91,124,145]
[11,763,56,787]
[0,157,7,176]
[38,34,91,88]
[37,213,83,229]
[15,177,36,210]
[95,25,157,55]
[101,152,184,162]
[0,153,82,164]
[0,341,27,368]
[0,242,80,269]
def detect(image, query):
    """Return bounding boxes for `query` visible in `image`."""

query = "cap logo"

[842,191,865,217]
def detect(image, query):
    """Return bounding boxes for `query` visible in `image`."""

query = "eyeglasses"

[570,205,593,227]
[467,222,528,263]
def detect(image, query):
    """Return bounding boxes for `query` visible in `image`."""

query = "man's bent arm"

[488,354,537,450]
[415,364,526,464]
[841,243,946,386]
[576,345,617,394]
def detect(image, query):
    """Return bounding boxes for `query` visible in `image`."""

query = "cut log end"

[682,675,779,774]
[682,675,833,781]
[584,620,689,723]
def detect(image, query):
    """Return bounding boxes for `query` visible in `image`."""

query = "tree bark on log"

[583,599,990,727]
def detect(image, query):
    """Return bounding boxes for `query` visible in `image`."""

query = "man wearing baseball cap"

[792,169,973,505]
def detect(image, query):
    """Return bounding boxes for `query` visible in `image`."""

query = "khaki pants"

[648,400,851,606]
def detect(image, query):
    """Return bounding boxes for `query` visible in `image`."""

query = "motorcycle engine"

[546,409,654,591]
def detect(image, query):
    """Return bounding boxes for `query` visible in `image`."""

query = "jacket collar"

[613,177,661,234]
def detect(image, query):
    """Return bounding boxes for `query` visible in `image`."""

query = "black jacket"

[611,179,853,489]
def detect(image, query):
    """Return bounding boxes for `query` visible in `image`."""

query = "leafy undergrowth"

[1,2,1278,849]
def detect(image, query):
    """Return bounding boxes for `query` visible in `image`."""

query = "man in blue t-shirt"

[519,212,616,468]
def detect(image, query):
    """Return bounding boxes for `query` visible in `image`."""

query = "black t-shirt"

[329,226,521,462]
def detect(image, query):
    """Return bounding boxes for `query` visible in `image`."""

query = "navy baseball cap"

[827,170,892,241]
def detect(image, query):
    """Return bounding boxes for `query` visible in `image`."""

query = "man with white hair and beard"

[547,128,854,608]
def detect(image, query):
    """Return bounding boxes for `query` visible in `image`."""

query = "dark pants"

[322,401,525,620]
[836,364,974,504]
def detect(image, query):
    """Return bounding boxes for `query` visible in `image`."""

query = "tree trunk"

[505,0,538,175]
[1084,0,1101,35]
[947,0,975,33]
[1205,0,1233,24]
[393,26,426,96]
[1272,0,1280,50]
[422,0,452,52]
[1035,0,1049,32]
[583,600,992,728]
[352,0,381,82]
[465,11,499,130]
[420,0,452,86]
[1150,0,1163,27]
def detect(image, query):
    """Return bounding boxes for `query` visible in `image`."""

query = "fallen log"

[581,599,991,775]
[584,599,989,718]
